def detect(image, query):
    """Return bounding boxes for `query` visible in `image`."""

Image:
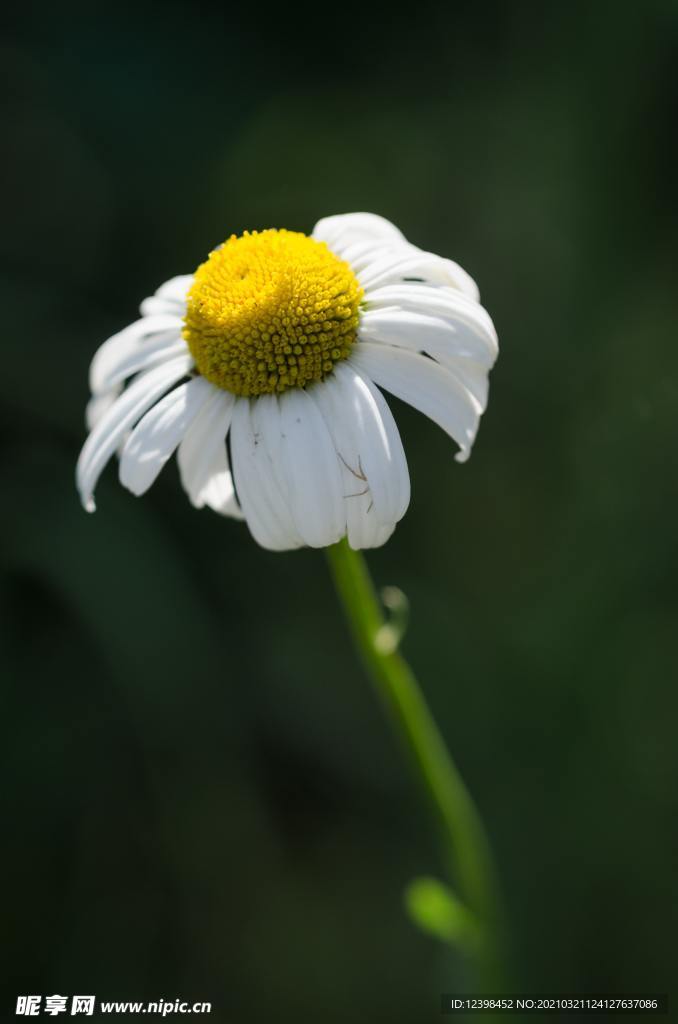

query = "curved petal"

[90,314,185,395]
[312,213,404,257]
[96,334,187,395]
[277,388,346,548]
[156,274,194,304]
[309,380,379,550]
[364,283,498,362]
[314,215,480,302]
[359,307,495,372]
[177,386,241,518]
[138,298,180,317]
[351,342,480,463]
[359,308,492,408]
[351,365,411,523]
[119,376,213,496]
[358,243,479,300]
[199,468,241,518]
[250,395,305,547]
[86,389,120,431]
[139,274,193,317]
[314,363,409,526]
[230,398,302,551]
[428,354,489,411]
[331,237,393,275]
[310,367,407,549]
[76,354,193,511]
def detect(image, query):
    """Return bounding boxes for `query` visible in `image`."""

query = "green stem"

[326,537,504,983]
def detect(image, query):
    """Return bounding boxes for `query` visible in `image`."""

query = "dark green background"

[2,1,677,1020]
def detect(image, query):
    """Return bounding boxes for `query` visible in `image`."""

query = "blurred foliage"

[405,878,478,951]
[2,1,677,1020]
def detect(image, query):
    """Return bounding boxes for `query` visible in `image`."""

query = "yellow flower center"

[183,229,363,396]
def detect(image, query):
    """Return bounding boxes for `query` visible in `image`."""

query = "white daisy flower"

[76,213,498,550]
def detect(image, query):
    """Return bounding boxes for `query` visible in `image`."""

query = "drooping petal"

[76,354,193,511]
[118,376,213,496]
[310,379,379,549]
[353,366,411,523]
[86,390,120,431]
[230,398,303,551]
[177,386,241,518]
[358,244,479,300]
[312,213,405,257]
[314,362,409,525]
[351,342,480,463]
[139,274,194,317]
[156,274,194,304]
[199,468,241,517]
[359,308,492,407]
[250,394,304,547]
[310,366,406,549]
[276,388,346,548]
[314,214,480,301]
[359,307,495,372]
[364,283,498,362]
[89,314,185,395]
[428,354,489,411]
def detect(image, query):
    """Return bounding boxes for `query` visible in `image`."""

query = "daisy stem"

[326,537,504,983]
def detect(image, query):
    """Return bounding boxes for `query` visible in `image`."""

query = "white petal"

[351,343,480,463]
[337,238,396,272]
[119,376,213,496]
[138,297,177,317]
[251,395,305,546]
[359,307,492,372]
[358,243,479,300]
[139,274,193,316]
[277,388,346,548]
[364,284,498,362]
[309,381,378,550]
[86,390,120,431]
[230,398,302,551]
[431,355,489,411]
[90,314,185,395]
[310,368,404,550]
[156,274,194,304]
[97,335,187,393]
[312,213,404,257]
[76,354,192,511]
[359,308,491,409]
[177,386,240,518]
[313,215,480,302]
[313,363,409,527]
[199,468,242,518]
[353,366,411,522]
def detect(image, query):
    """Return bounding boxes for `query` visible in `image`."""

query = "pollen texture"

[183,229,363,396]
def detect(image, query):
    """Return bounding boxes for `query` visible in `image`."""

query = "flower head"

[77,213,498,550]
[184,229,363,396]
